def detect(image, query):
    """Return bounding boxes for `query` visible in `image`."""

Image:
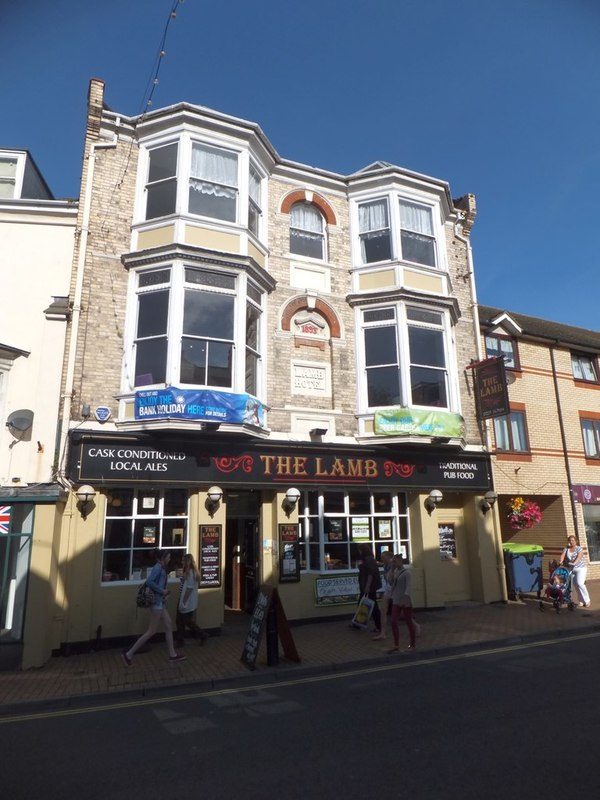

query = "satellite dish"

[6,409,34,433]
[506,372,517,385]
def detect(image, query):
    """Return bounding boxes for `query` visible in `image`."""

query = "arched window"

[290,202,325,260]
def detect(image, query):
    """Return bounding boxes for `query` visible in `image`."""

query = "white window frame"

[124,262,265,396]
[137,134,265,238]
[289,202,326,261]
[356,302,456,414]
[0,152,25,200]
[353,192,443,269]
[298,489,411,573]
[101,488,189,583]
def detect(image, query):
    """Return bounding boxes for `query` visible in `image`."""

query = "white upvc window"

[248,163,262,237]
[290,202,325,260]
[356,194,440,268]
[127,263,264,395]
[189,142,238,222]
[141,137,266,236]
[358,303,452,413]
[0,152,26,200]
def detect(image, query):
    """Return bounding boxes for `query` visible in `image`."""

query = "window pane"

[189,185,236,221]
[183,291,234,339]
[400,230,435,266]
[572,354,597,381]
[367,366,401,407]
[106,489,134,516]
[365,326,397,367]
[410,366,447,407]
[180,339,206,384]
[494,417,510,450]
[510,413,527,451]
[409,327,445,367]
[137,291,169,337]
[290,229,324,259]
[207,341,233,386]
[146,180,177,220]
[148,144,178,183]
[185,268,236,290]
[361,231,392,263]
[245,351,258,395]
[104,518,132,549]
[582,420,598,457]
[485,335,516,369]
[139,269,171,288]
[135,338,167,385]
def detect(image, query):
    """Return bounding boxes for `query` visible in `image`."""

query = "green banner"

[373,408,465,438]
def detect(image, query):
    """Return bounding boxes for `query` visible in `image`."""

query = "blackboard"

[438,522,457,560]
[240,585,300,671]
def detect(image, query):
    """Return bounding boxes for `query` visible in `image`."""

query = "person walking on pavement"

[373,549,393,640]
[560,535,591,608]
[355,543,382,635]
[176,553,208,646]
[121,549,186,666]
[388,554,418,653]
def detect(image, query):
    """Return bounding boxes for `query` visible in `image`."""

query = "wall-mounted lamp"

[283,487,301,516]
[481,490,498,515]
[205,486,223,517]
[75,484,97,519]
[425,489,443,515]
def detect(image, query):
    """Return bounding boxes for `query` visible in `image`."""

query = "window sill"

[574,380,600,390]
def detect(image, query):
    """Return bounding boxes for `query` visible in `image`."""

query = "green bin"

[502,543,544,599]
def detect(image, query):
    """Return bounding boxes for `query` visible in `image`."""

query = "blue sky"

[4,0,600,329]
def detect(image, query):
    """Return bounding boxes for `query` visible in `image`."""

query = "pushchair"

[539,560,575,612]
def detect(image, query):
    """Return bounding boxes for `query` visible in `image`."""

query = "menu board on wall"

[438,523,457,560]
[199,524,221,586]
[278,523,300,583]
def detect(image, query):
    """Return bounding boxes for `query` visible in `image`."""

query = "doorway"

[438,512,472,603]
[224,491,260,614]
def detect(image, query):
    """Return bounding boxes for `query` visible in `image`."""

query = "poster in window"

[438,523,457,560]
[199,524,221,587]
[142,525,156,544]
[377,519,392,539]
[278,523,300,583]
[326,519,344,541]
[351,517,370,541]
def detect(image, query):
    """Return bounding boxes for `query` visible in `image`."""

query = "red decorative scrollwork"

[383,461,416,478]
[214,455,254,474]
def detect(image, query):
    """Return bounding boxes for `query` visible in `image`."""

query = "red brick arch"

[280,190,337,226]
[281,296,341,338]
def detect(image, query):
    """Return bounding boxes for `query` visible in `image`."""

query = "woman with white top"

[560,535,590,608]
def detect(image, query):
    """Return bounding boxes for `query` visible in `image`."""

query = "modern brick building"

[479,304,600,588]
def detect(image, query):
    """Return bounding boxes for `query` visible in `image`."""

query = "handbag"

[136,582,155,609]
[352,595,376,629]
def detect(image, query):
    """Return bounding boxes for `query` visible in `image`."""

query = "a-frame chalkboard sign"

[240,584,300,671]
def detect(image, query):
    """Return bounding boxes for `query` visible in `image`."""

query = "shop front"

[41,430,503,662]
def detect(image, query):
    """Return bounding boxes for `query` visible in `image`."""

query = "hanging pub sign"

[278,523,300,583]
[471,357,510,420]
[199,524,221,587]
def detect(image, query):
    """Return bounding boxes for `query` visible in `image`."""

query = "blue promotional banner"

[135,387,265,427]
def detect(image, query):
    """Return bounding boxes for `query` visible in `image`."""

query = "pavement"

[2,580,600,712]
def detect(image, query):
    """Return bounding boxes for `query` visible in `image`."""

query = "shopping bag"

[352,595,375,629]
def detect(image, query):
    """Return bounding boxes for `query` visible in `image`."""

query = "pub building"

[18,79,506,667]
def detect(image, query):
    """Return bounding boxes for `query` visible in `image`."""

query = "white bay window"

[130,264,264,394]
[359,303,451,412]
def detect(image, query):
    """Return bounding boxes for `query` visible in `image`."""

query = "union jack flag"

[0,506,11,535]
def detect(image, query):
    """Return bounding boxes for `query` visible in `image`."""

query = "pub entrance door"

[224,491,260,614]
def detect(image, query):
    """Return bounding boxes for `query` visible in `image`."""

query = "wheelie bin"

[502,543,543,600]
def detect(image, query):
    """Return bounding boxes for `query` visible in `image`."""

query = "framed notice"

[438,523,457,560]
[199,524,222,587]
[278,523,300,583]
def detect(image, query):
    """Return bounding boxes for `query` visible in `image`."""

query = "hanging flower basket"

[507,497,542,531]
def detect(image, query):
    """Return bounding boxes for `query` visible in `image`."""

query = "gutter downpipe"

[549,343,581,542]
[455,220,508,602]
[57,141,115,487]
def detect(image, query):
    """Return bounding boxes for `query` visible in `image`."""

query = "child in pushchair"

[540,560,575,612]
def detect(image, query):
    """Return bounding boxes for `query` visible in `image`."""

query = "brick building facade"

[13,79,506,666]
